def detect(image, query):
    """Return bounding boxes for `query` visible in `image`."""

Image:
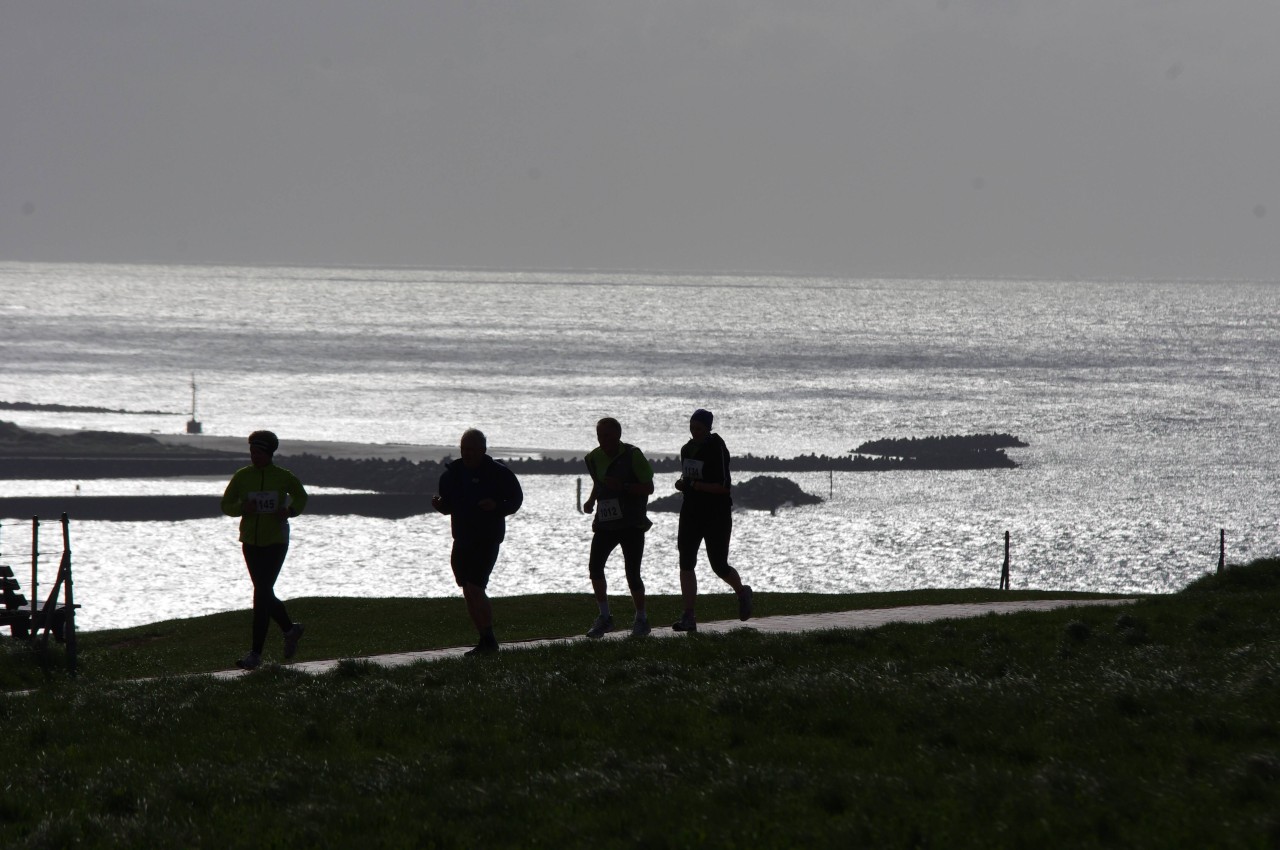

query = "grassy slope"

[2,568,1278,848]
[8,587,1118,684]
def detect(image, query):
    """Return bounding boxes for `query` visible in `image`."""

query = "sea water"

[2,262,1279,631]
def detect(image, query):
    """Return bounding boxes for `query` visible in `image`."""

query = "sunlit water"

[2,263,1279,631]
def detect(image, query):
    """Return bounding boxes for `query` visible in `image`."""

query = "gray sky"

[3,1,1278,278]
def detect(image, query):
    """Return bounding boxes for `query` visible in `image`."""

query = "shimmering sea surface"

[2,263,1279,631]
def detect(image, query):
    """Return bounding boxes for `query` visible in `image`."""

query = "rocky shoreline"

[1,422,1023,517]
[649,475,825,515]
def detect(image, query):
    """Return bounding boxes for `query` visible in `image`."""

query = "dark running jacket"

[678,432,733,516]
[435,455,524,543]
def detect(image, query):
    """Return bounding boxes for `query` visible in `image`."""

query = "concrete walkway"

[209,597,1136,681]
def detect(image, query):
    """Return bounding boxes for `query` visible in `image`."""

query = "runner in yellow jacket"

[220,430,308,669]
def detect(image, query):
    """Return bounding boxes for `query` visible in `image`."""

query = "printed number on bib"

[682,458,704,480]
[596,498,623,522]
[248,491,279,512]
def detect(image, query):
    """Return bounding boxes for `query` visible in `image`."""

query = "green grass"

[2,568,1279,848]
[4,586,1115,685]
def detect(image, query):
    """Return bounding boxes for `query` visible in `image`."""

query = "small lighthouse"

[185,373,203,434]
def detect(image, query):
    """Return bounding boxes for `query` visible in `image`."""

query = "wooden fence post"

[576,478,583,513]
[30,516,38,617]
[61,513,76,674]
[1000,531,1010,590]
[1218,528,1225,574]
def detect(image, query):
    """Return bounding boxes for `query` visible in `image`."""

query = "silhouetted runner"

[432,428,524,655]
[220,430,308,669]
[581,417,656,638]
[671,408,752,632]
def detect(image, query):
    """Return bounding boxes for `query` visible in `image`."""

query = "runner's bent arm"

[220,471,246,517]
[286,471,309,517]
[500,468,524,517]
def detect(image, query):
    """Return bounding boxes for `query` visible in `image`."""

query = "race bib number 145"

[247,491,279,512]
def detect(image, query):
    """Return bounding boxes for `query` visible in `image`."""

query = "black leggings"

[244,543,292,654]
[677,511,734,578]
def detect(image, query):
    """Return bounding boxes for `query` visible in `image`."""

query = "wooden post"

[1218,528,1225,573]
[30,516,38,619]
[829,469,833,499]
[61,513,76,674]
[999,530,1011,590]
[576,478,583,513]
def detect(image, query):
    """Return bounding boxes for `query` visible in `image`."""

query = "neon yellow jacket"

[220,463,308,546]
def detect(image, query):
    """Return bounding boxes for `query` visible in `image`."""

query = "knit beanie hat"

[248,430,279,454]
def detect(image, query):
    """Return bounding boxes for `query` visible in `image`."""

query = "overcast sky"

[2,1,1278,278]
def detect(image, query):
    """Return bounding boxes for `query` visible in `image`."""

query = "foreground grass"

[2,569,1279,847]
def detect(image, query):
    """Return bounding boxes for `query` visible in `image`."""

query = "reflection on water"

[3,266,1280,631]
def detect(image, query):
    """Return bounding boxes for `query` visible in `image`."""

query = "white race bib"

[682,458,704,481]
[596,498,623,522]
[247,490,279,512]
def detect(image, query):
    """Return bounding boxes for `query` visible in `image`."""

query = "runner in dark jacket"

[432,428,523,655]
[671,408,752,632]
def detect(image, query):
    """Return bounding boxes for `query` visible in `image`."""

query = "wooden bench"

[0,564,77,642]
[1,516,81,674]
[1,564,32,638]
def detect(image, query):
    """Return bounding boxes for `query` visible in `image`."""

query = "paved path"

[210,597,1136,680]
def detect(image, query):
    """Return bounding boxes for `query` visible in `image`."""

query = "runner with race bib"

[671,408,753,633]
[581,417,656,638]
[219,429,309,670]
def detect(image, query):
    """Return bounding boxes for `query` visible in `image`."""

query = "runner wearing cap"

[220,429,308,670]
[671,409,752,632]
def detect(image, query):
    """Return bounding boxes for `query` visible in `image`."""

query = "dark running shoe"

[672,613,697,633]
[283,623,305,660]
[465,641,499,657]
[586,614,615,638]
[738,586,754,621]
[235,651,262,670]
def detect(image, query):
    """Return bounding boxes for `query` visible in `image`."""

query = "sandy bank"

[0,493,433,521]
[24,427,581,464]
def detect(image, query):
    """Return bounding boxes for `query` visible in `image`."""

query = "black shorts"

[588,527,646,590]
[451,538,501,589]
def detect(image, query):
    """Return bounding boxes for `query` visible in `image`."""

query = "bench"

[0,564,77,642]
[1,564,32,638]
[1,516,81,674]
